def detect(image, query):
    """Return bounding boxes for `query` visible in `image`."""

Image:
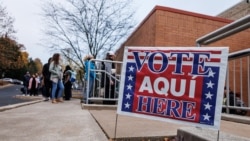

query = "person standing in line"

[63,65,73,101]
[103,51,116,105]
[23,72,30,96]
[35,73,41,95]
[82,55,96,103]
[49,53,64,104]
[42,58,52,101]
[28,74,39,96]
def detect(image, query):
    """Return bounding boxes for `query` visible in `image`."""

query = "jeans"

[51,80,64,99]
[24,86,28,95]
[83,79,94,100]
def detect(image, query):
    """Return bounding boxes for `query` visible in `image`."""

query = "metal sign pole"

[217,130,220,141]
[114,114,119,139]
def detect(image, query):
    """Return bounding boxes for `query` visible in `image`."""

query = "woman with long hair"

[49,53,64,103]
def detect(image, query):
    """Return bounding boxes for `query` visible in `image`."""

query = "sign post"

[117,47,228,130]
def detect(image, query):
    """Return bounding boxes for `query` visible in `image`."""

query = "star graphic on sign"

[204,102,212,110]
[205,91,213,99]
[127,84,133,90]
[126,93,132,99]
[203,113,211,121]
[128,75,134,81]
[206,80,214,89]
[208,68,216,78]
[129,66,135,72]
[124,102,131,109]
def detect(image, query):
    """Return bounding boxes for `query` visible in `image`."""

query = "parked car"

[1,78,13,83]
[12,79,23,85]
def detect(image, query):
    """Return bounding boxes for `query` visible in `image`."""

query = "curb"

[221,113,250,124]
[109,136,176,141]
[82,104,117,110]
[176,127,250,141]
[0,100,43,112]
[0,84,14,89]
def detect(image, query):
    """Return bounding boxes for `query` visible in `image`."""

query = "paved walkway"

[90,110,250,140]
[1,98,250,141]
[0,99,107,141]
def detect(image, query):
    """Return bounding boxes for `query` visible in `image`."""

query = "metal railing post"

[86,60,90,104]
[84,59,123,104]
[248,56,250,107]
[226,66,230,114]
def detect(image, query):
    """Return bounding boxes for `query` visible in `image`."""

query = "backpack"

[67,70,76,83]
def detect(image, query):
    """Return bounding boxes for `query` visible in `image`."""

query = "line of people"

[82,51,117,105]
[43,53,75,103]
[22,72,42,96]
[23,51,117,105]
[22,53,74,104]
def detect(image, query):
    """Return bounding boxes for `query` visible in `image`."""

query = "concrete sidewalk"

[0,99,107,141]
[1,98,250,141]
[90,110,250,140]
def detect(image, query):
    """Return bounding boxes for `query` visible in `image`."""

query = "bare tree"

[41,0,135,69]
[0,3,15,37]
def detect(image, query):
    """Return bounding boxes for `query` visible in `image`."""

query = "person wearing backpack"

[82,55,96,103]
[63,65,73,100]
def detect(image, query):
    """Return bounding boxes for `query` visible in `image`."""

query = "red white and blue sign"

[117,47,228,129]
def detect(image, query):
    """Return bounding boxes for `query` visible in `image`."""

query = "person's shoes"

[43,97,49,101]
[52,99,57,104]
[56,98,63,103]
[80,99,86,104]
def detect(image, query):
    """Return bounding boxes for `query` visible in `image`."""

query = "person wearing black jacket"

[102,51,116,105]
[42,58,52,101]
[63,65,73,100]
[23,72,30,96]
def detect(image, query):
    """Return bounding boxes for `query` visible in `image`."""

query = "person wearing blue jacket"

[82,55,96,103]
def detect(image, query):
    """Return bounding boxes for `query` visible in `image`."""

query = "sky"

[1,0,242,64]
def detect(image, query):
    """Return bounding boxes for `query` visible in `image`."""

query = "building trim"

[155,6,232,23]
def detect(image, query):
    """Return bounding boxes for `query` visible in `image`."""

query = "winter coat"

[84,60,96,80]
[49,61,63,82]
[28,77,39,89]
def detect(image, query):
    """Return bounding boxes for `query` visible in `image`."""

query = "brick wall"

[115,6,250,106]
[217,1,250,20]
[115,11,157,73]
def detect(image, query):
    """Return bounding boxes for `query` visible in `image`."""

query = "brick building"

[115,6,250,106]
[218,1,250,20]
[116,6,249,64]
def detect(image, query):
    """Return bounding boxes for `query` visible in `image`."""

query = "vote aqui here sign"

[117,47,228,129]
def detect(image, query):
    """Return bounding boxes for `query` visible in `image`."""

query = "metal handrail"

[228,48,250,60]
[84,59,123,104]
[196,14,250,46]
[224,48,250,114]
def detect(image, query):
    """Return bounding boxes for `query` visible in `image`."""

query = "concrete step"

[221,113,250,124]
[177,127,250,141]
